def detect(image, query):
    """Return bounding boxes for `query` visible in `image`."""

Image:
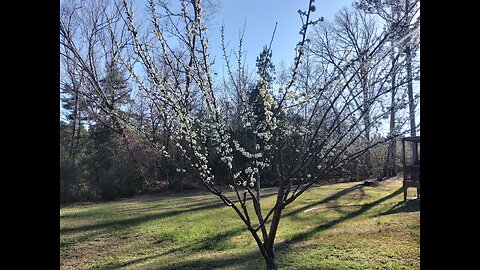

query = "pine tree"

[248,46,276,126]
[61,78,88,158]
[98,58,132,132]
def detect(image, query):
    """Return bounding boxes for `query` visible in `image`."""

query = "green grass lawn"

[60,177,420,270]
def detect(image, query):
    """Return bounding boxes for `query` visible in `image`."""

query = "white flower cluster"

[220,156,233,168]
[258,81,278,130]
[233,140,258,159]
[247,167,259,174]
[256,131,273,142]
[174,109,219,186]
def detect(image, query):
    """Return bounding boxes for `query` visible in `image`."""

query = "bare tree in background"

[355,0,420,171]
[334,7,382,178]
[309,7,394,179]
[60,55,86,159]
[60,0,134,135]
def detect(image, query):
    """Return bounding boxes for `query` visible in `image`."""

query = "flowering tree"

[61,0,419,268]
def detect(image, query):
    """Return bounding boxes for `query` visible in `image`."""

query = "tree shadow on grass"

[63,184,406,269]
[104,249,265,270]
[61,191,279,236]
[100,227,263,270]
[171,186,404,269]
[61,201,226,234]
[377,198,420,216]
[279,187,404,246]
[114,187,401,269]
[61,187,282,219]
[283,183,366,220]
[60,199,240,249]
[163,251,265,270]
[98,185,399,269]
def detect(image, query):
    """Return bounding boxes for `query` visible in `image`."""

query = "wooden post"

[416,141,420,198]
[402,138,407,201]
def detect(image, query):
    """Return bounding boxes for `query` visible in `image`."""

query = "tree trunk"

[388,89,397,176]
[384,44,398,177]
[361,62,372,178]
[405,45,418,161]
[384,139,397,178]
[364,126,372,177]
[176,154,185,192]
[264,248,278,270]
[69,85,80,159]
[254,172,266,238]
[261,171,286,270]
[405,45,416,136]
[248,227,278,270]
[262,212,281,270]
[153,158,160,181]
[252,132,268,241]
[75,107,82,156]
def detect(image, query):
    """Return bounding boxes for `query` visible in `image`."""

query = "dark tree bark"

[383,45,398,178]
[405,44,418,163]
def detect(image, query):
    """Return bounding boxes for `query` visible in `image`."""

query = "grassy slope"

[60,177,420,270]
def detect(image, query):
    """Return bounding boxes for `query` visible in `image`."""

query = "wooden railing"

[404,164,420,184]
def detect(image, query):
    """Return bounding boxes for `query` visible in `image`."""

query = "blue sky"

[207,0,355,74]
[61,0,419,134]
[61,0,356,121]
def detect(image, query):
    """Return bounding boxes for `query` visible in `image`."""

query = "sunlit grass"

[60,177,419,269]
